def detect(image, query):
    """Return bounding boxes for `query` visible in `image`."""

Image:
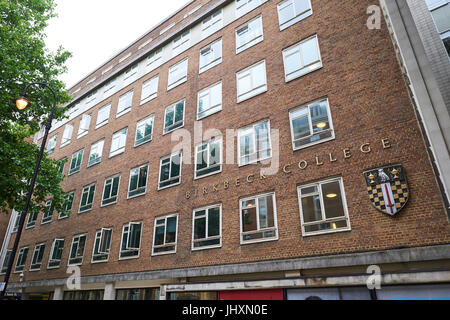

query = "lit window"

[236,60,267,102]
[92,228,112,263]
[135,115,154,147]
[120,222,142,259]
[116,90,133,118]
[68,234,87,266]
[172,30,190,56]
[48,238,64,269]
[240,192,278,244]
[14,246,29,273]
[152,214,178,255]
[69,149,84,175]
[79,183,96,213]
[61,124,73,147]
[202,10,223,39]
[163,100,185,134]
[102,174,120,206]
[199,39,222,74]
[88,139,104,167]
[297,177,351,236]
[235,15,263,54]
[238,120,271,166]
[77,114,91,139]
[277,0,312,31]
[96,103,111,129]
[140,75,159,104]
[192,204,222,250]
[195,137,222,179]
[158,152,182,190]
[128,164,148,198]
[30,243,45,271]
[197,81,222,119]
[167,58,188,90]
[109,128,127,157]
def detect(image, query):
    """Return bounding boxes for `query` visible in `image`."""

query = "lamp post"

[0,82,57,299]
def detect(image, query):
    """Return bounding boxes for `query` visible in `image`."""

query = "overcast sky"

[45,0,191,89]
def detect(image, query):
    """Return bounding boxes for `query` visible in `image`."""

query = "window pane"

[258,195,274,228]
[301,194,322,223]
[154,225,165,246]
[322,181,345,219]
[242,206,257,232]
[166,217,177,243]
[310,101,330,132]
[194,215,206,240]
[208,207,220,237]
[301,38,320,66]
[292,110,310,140]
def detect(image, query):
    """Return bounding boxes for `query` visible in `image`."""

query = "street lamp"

[0,81,57,299]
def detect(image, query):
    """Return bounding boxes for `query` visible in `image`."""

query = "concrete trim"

[8,244,450,289]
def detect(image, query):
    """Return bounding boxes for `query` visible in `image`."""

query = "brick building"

[1,0,450,300]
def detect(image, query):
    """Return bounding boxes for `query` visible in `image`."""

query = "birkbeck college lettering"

[1,0,449,302]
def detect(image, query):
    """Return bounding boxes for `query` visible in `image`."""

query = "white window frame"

[237,119,272,166]
[199,38,222,74]
[163,99,185,134]
[127,163,149,199]
[140,75,159,105]
[158,152,182,190]
[119,222,142,260]
[123,65,138,86]
[59,190,74,219]
[277,0,313,31]
[167,58,188,90]
[78,182,96,213]
[91,228,113,263]
[85,91,97,107]
[147,48,163,71]
[202,9,223,39]
[41,199,54,224]
[197,81,222,120]
[77,114,91,139]
[47,134,58,154]
[236,60,267,103]
[101,174,121,207]
[47,238,64,269]
[69,148,84,175]
[109,127,128,158]
[68,233,87,266]
[87,139,104,167]
[152,213,178,256]
[172,30,191,56]
[135,115,154,147]
[282,34,322,82]
[192,204,222,251]
[116,90,134,118]
[96,103,111,129]
[239,192,278,244]
[289,97,335,150]
[61,124,73,147]
[29,243,46,271]
[194,137,222,180]
[14,246,29,273]
[235,15,264,54]
[297,177,351,237]
[236,0,262,18]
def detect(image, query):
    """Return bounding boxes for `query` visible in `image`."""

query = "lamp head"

[15,96,30,110]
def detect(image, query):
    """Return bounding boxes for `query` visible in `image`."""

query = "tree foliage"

[0,0,72,215]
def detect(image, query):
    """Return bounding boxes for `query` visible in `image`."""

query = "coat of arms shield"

[363,164,409,216]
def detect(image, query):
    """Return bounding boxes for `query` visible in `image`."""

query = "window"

[30,243,45,271]
[282,35,322,82]
[41,199,54,224]
[15,246,29,272]
[79,183,96,213]
[240,192,278,244]
[195,137,222,179]
[1,250,12,274]
[69,234,87,266]
[202,10,223,39]
[140,75,159,104]
[297,177,351,236]
[96,103,111,128]
[197,81,222,119]
[88,139,104,167]
[128,164,148,198]
[59,191,74,219]
[172,30,190,56]
[110,127,127,157]
[167,58,188,90]
[58,158,66,174]
[117,90,133,118]
[199,39,222,73]
[102,174,120,206]
[192,204,221,250]
[120,222,142,259]
[152,214,178,255]
[26,210,38,229]
[103,77,117,96]
[158,152,182,190]
[163,100,185,134]
[236,0,261,18]
[48,238,64,269]
[238,120,271,166]
[77,114,91,138]
[135,115,154,147]
[47,134,57,154]
[92,228,112,263]
[428,1,450,57]
[147,48,163,71]
[289,98,334,150]
[235,15,263,54]
[69,149,84,175]
[236,60,267,102]
[123,65,138,86]
[277,0,312,30]
[85,91,97,107]
[61,124,73,147]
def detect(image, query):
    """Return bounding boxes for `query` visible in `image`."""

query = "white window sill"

[116,107,131,118]
[237,87,267,103]
[167,77,187,91]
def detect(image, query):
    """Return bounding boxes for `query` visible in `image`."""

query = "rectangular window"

[103,78,117,97]
[110,127,127,157]
[164,100,185,134]
[199,38,222,74]
[47,134,58,154]
[102,174,120,206]
[238,120,271,166]
[298,177,351,236]
[96,103,111,129]
[158,152,182,190]
[92,228,112,263]
[192,204,221,250]
[236,60,267,102]
[282,35,322,82]
[69,149,84,175]
[79,183,96,213]
[85,91,97,107]
[14,246,29,272]
[152,214,178,255]
[277,0,312,30]
[135,115,154,147]
[128,164,148,198]
[202,10,223,39]
[240,192,278,244]
[26,210,38,229]
[117,90,133,118]
[195,137,222,179]
[68,234,87,266]
[140,75,159,104]
[1,250,12,274]
[61,124,73,147]
[236,15,263,54]
[289,98,334,150]
[429,2,450,57]
[30,243,45,271]
[77,114,91,138]
[59,191,74,219]
[123,65,138,86]
[167,58,188,90]
[120,222,142,259]
[197,81,222,119]
[88,139,104,167]
[172,30,190,56]
[41,199,54,224]
[48,238,64,269]
[147,48,163,71]
[236,0,261,18]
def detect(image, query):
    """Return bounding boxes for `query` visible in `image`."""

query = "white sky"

[45,0,191,89]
